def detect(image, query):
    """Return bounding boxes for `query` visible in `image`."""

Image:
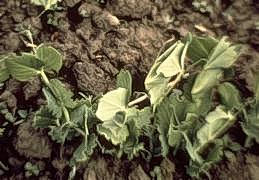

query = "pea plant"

[30,0,62,16]
[1,33,259,179]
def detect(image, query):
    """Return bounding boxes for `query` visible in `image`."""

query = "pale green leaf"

[156,41,185,77]
[97,121,129,145]
[145,42,178,105]
[145,75,170,106]
[5,53,44,81]
[116,70,132,102]
[36,44,62,73]
[191,69,222,95]
[0,56,10,83]
[197,106,236,146]
[30,0,59,10]
[184,34,218,62]
[96,88,128,122]
[128,107,152,131]
[218,82,242,110]
[205,37,242,70]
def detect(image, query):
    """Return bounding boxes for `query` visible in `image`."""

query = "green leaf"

[119,107,152,159]
[156,92,189,155]
[34,106,59,128]
[0,56,10,83]
[70,104,89,125]
[116,70,132,102]
[252,71,259,102]
[42,87,63,117]
[145,42,178,105]
[155,95,175,156]
[191,69,222,95]
[30,0,60,10]
[48,79,76,109]
[218,82,242,110]
[184,34,218,62]
[5,53,44,81]
[70,134,97,165]
[96,88,128,122]
[145,75,170,106]
[156,41,185,77]
[97,120,129,145]
[196,106,236,148]
[127,107,152,133]
[145,39,191,106]
[48,125,71,144]
[36,44,62,73]
[204,37,242,70]
[241,103,259,143]
[187,140,224,179]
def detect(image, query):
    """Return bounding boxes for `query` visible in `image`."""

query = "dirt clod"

[14,121,52,159]
[128,165,150,180]
[73,62,115,95]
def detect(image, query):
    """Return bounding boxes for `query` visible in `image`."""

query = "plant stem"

[62,106,70,123]
[40,70,50,86]
[128,94,149,107]
[167,72,184,88]
[74,127,86,137]
[0,161,9,171]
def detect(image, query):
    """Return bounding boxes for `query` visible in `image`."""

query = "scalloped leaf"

[36,44,62,73]
[96,88,128,122]
[5,53,44,81]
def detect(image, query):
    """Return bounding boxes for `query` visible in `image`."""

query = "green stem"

[73,127,86,137]
[165,72,184,97]
[40,70,50,86]
[128,94,149,107]
[62,106,70,123]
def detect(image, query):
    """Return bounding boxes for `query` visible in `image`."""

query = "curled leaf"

[191,69,222,95]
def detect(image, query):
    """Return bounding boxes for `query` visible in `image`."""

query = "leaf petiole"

[40,70,50,86]
[128,94,149,107]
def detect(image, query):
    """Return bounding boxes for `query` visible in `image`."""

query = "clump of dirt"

[23,77,41,101]
[73,61,115,95]
[214,153,259,180]
[13,121,52,159]
[83,157,152,180]
[237,47,259,92]
[128,165,150,180]
[106,0,153,19]
[159,158,175,180]
[83,157,126,180]
[246,154,259,180]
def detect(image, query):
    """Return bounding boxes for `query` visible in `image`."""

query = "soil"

[0,0,259,179]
